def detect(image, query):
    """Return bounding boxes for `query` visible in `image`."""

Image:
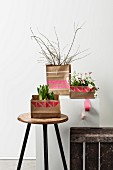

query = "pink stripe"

[84,99,90,111]
[47,79,69,89]
[31,101,59,108]
[49,85,70,89]
[47,80,68,85]
[70,86,92,92]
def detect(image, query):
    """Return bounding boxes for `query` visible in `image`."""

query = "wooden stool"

[17,113,68,170]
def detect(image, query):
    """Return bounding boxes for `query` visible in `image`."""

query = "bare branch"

[37,30,59,59]
[66,52,91,64]
[31,28,57,64]
[30,24,89,65]
[70,48,89,58]
[65,24,82,60]
[54,27,61,65]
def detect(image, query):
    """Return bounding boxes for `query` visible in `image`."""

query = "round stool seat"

[18,113,68,124]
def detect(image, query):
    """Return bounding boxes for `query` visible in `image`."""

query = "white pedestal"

[60,96,100,127]
[36,96,100,170]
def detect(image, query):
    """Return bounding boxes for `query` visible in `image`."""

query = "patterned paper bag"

[31,95,61,118]
[70,86,95,99]
[46,64,71,95]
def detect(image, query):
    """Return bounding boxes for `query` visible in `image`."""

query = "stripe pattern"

[31,101,59,108]
[70,86,94,92]
[47,80,70,89]
[46,64,71,94]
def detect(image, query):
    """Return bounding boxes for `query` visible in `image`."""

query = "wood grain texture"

[100,143,113,170]
[70,143,83,170]
[70,128,113,170]
[17,113,68,124]
[31,112,61,119]
[85,143,99,170]
[70,127,113,143]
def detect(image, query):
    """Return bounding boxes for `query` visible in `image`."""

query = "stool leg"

[54,124,68,170]
[43,124,49,170]
[17,123,31,170]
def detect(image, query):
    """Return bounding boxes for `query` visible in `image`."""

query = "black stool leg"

[43,124,49,170]
[54,124,68,170]
[17,123,31,170]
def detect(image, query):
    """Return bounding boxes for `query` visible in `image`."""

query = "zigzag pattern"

[70,86,93,92]
[31,101,59,108]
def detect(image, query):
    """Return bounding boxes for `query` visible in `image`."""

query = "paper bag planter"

[46,64,71,95]
[70,86,95,99]
[31,94,61,118]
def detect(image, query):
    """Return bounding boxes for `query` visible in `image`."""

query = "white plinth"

[36,96,100,170]
[60,96,100,127]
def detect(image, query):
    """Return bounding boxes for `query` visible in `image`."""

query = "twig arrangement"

[30,25,89,65]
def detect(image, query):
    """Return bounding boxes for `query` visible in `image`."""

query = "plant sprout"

[37,85,54,100]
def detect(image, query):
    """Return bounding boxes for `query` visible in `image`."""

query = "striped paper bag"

[70,86,95,99]
[46,64,71,95]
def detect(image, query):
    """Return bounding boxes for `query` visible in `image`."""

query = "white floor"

[0,160,36,170]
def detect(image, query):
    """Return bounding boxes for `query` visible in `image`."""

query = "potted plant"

[31,85,61,118]
[30,25,89,95]
[70,72,98,99]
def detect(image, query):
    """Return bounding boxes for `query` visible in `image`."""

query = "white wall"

[0,0,113,158]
